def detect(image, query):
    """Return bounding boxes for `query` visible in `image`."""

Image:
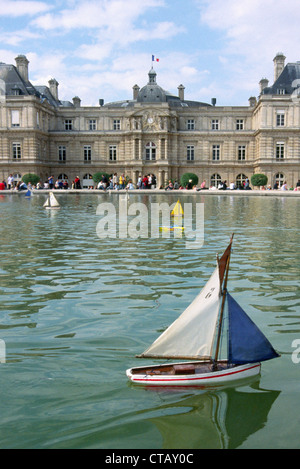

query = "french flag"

[152,55,159,62]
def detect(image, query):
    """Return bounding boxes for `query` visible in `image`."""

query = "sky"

[1,0,300,106]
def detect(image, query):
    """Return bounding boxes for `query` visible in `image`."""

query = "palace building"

[0,52,300,188]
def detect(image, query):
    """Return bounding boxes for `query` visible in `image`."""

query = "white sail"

[141,268,221,360]
[44,192,60,209]
[43,197,50,207]
[49,192,60,207]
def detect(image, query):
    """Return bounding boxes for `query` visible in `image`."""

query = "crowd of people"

[1,173,300,192]
[96,173,157,191]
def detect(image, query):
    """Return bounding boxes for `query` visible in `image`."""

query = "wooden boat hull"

[126,361,261,387]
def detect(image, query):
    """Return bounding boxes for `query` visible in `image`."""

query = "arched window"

[145,142,156,161]
[58,173,68,182]
[13,173,22,183]
[83,173,94,187]
[275,173,285,187]
[210,173,221,188]
[236,173,248,189]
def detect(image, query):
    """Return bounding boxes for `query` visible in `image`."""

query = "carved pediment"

[127,110,172,131]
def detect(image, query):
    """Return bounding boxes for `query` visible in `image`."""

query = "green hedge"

[92,172,110,184]
[180,173,198,187]
[22,173,40,186]
[251,173,268,187]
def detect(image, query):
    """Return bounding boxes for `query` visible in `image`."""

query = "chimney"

[48,78,59,100]
[133,84,140,100]
[211,98,217,106]
[178,84,185,101]
[249,96,257,107]
[72,96,81,108]
[259,78,269,94]
[15,55,29,82]
[273,53,286,82]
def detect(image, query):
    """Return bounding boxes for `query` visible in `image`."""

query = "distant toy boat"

[24,190,32,197]
[43,192,60,209]
[126,235,280,387]
[171,200,184,217]
[160,200,185,232]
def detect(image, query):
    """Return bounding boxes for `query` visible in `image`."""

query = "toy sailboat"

[43,192,60,210]
[126,235,279,387]
[160,200,185,233]
[171,200,184,217]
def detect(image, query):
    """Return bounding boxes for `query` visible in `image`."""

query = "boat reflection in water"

[146,381,280,449]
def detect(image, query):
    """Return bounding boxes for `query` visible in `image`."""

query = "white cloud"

[198,0,300,61]
[31,0,165,31]
[194,0,300,102]
[0,29,41,46]
[0,0,51,17]
[6,0,299,107]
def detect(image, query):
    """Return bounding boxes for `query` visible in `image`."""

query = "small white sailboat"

[43,192,60,210]
[126,235,279,387]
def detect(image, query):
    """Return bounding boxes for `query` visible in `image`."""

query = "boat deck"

[131,361,231,376]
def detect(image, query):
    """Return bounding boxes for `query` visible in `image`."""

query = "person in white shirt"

[281,182,288,191]
[7,174,14,190]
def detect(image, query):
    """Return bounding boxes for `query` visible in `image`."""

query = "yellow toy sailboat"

[159,200,185,232]
[171,200,184,217]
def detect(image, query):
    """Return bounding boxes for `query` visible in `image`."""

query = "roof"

[0,63,38,97]
[104,67,211,109]
[262,62,300,95]
[0,60,73,107]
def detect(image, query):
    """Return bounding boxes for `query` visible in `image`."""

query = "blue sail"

[25,190,31,197]
[227,292,279,364]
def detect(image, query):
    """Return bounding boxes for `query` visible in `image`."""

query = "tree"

[180,173,198,188]
[93,172,110,185]
[251,173,268,188]
[22,173,40,186]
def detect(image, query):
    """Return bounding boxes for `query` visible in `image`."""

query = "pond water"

[0,192,299,449]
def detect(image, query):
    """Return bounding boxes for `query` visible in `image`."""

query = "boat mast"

[213,235,234,369]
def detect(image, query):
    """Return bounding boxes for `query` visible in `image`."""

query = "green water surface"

[0,192,299,449]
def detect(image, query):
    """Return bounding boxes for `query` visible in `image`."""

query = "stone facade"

[0,53,300,188]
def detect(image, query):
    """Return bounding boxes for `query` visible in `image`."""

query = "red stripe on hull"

[132,363,260,384]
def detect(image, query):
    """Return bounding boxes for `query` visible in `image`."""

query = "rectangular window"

[238,145,246,161]
[64,120,73,130]
[11,110,20,127]
[187,119,195,130]
[89,119,97,131]
[84,145,92,161]
[187,145,194,161]
[211,119,219,130]
[109,145,117,161]
[236,119,244,130]
[58,145,66,161]
[12,142,21,159]
[212,145,220,161]
[113,119,121,130]
[276,112,285,127]
[276,143,285,160]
